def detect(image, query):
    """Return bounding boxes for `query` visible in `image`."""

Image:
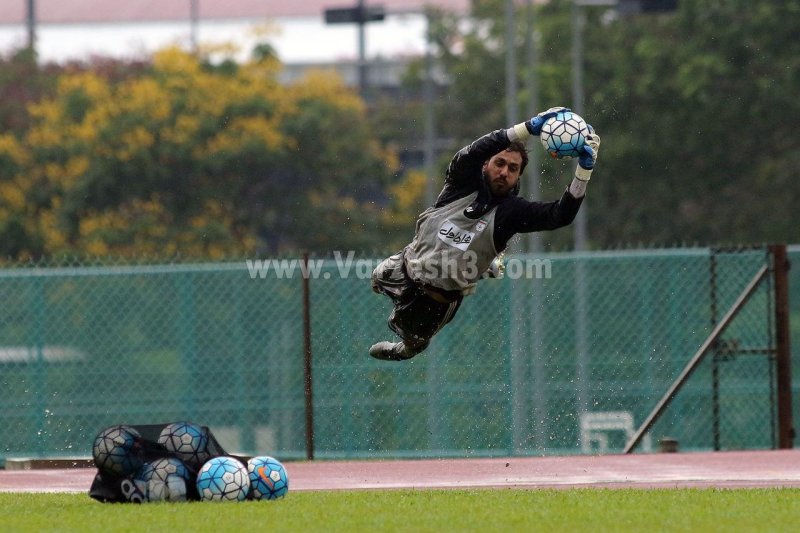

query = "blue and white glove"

[575,126,601,182]
[526,106,570,135]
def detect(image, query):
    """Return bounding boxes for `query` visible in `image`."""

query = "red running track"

[3,450,800,493]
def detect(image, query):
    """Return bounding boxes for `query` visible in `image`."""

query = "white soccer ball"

[540,111,590,159]
[196,456,250,502]
[247,456,289,500]
[157,421,210,469]
[134,457,192,502]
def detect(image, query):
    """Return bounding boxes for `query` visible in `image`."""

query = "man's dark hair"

[506,141,529,173]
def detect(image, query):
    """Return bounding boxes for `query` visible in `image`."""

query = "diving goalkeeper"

[369,107,600,361]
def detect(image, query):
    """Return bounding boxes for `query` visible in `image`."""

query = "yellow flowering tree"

[0,48,398,259]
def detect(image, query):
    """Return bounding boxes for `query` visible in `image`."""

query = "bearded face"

[483,149,523,197]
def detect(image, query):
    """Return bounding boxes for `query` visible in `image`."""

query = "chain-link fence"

[0,246,796,463]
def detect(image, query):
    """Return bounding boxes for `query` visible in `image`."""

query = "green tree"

[593,0,800,246]
[0,49,56,135]
[414,0,800,248]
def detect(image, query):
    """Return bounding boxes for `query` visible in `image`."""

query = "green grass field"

[3,488,800,532]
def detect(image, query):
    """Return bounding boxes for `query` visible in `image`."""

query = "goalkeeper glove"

[481,252,506,279]
[526,106,570,136]
[575,126,601,182]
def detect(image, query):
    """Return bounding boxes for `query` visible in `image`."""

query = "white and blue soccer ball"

[247,456,289,500]
[540,110,590,159]
[196,456,250,502]
[157,421,210,469]
[134,457,192,502]
[92,425,144,477]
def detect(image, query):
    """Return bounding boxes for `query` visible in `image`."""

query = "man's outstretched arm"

[435,108,569,206]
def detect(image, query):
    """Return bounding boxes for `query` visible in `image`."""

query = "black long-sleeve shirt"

[434,128,583,252]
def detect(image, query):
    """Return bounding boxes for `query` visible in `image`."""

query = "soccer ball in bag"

[196,456,250,501]
[157,421,210,469]
[540,111,590,159]
[92,425,144,477]
[134,457,193,502]
[247,456,289,500]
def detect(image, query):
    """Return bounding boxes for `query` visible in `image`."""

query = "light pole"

[26,0,36,51]
[189,0,199,54]
[570,0,618,442]
[524,0,542,254]
[324,3,386,96]
[505,0,518,128]
[571,0,618,251]
[422,10,437,208]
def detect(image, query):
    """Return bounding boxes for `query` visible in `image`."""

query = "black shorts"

[372,250,463,351]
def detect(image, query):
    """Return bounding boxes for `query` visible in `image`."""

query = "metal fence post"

[302,253,315,460]
[769,244,793,448]
[33,275,47,457]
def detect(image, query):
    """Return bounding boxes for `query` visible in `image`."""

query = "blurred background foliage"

[0,0,798,260]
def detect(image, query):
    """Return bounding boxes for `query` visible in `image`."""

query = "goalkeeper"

[369,107,600,361]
